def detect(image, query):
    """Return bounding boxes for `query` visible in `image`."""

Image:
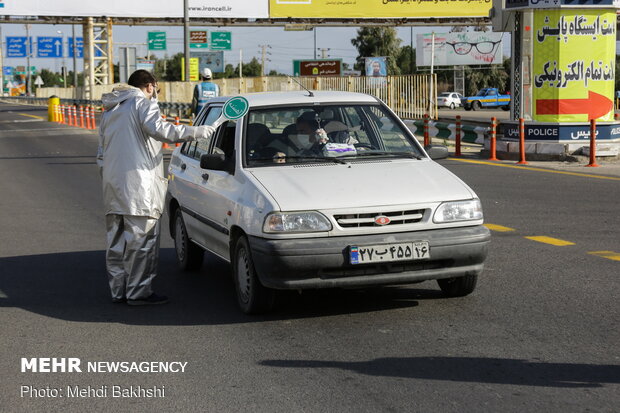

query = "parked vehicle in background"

[167,91,490,314]
[437,92,464,109]
[463,88,510,111]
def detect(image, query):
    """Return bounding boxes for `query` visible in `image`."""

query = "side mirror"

[200,153,227,170]
[424,144,449,160]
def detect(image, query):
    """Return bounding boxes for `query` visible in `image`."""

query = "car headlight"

[263,211,332,233]
[433,199,483,223]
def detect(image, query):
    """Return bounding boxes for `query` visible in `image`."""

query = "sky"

[0,23,512,76]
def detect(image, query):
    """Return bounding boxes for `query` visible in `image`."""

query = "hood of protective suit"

[102,84,144,111]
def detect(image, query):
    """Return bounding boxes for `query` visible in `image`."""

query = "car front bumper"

[248,225,490,289]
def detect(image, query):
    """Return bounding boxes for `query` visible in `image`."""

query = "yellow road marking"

[484,223,515,232]
[525,236,575,246]
[448,158,620,182]
[18,113,45,120]
[588,251,620,262]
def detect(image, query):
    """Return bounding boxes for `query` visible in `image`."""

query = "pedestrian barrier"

[79,106,85,129]
[455,115,462,157]
[586,119,599,167]
[423,114,430,146]
[175,116,181,147]
[161,115,170,149]
[488,117,498,161]
[517,118,528,165]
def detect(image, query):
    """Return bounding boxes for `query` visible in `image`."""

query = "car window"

[244,104,423,167]
[439,93,450,97]
[195,106,223,126]
[211,120,237,160]
[193,137,212,160]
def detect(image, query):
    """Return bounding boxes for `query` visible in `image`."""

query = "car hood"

[248,159,475,211]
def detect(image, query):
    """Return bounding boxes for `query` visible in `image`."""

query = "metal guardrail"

[1,96,191,117]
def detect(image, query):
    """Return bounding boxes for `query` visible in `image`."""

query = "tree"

[39,68,62,87]
[351,27,402,75]
[396,45,416,75]
[164,52,184,81]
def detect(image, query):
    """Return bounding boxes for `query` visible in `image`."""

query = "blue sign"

[3,66,12,76]
[501,122,620,141]
[6,37,32,58]
[68,37,103,58]
[37,36,63,58]
[68,37,83,58]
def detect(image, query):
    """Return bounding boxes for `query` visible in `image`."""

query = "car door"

[169,106,222,247]
[196,119,240,260]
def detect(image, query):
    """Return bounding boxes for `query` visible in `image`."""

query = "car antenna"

[288,76,314,97]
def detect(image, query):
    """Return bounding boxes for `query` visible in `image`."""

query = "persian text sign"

[532,9,616,122]
[269,0,492,18]
[416,32,503,66]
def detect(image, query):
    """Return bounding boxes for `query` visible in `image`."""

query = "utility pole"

[25,24,31,95]
[259,44,271,76]
[72,24,77,93]
[183,0,190,82]
[317,48,330,59]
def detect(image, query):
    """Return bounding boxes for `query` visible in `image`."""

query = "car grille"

[333,209,427,228]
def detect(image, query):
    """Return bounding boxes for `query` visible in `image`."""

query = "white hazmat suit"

[97,85,214,301]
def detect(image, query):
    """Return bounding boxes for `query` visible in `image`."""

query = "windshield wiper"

[284,155,347,164]
[354,151,423,160]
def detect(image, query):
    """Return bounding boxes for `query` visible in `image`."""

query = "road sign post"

[210,32,231,51]
[148,31,167,51]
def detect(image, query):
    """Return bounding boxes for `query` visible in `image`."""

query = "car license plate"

[349,242,430,264]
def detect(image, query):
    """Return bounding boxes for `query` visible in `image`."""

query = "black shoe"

[112,297,126,303]
[127,293,169,306]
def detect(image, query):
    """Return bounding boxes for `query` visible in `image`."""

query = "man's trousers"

[105,214,161,301]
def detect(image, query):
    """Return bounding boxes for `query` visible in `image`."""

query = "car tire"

[501,104,510,111]
[449,102,455,110]
[232,236,276,314]
[173,208,204,271]
[472,101,482,111]
[437,274,477,297]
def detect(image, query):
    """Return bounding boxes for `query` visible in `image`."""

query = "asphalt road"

[0,102,618,412]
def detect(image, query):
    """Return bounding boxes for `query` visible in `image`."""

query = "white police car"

[167,91,490,313]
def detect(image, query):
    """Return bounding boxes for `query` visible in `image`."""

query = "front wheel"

[437,274,477,297]
[232,236,276,314]
[174,208,204,271]
[449,102,455,110]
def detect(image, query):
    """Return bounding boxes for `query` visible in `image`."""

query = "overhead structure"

[83,17,113,100]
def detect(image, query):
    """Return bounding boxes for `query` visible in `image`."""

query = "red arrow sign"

[536,91,613,120]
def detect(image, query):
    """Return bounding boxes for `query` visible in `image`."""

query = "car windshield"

[244,104,424,166]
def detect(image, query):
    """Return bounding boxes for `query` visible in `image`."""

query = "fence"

[34,74,437,120]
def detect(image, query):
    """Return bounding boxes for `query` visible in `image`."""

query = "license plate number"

[349,242,430,264]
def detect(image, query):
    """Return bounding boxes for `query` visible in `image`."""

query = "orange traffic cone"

[174,116,181,146]
[161,115,170,149]
[79,106,85,128]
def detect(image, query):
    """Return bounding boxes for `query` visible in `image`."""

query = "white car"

[167,91,490,313]
[437,92,464,109]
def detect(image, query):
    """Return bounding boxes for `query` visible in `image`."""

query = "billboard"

[365,57,387,77]
[191,51,225,73]
[532,9,616,122]
[294,59,342,76]
[0,0,268,18]
[270,0,492,18]
[416,32,504,66]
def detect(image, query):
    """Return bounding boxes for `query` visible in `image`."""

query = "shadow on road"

[0,249,435,325]
[260,357,620,388]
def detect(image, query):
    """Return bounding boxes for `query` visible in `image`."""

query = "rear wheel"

[449,102,455,110]
[472,101,482,111]
[437,274,477,297]
[232,236,276,314]
[173,208,204,271]
[501,104,510,111]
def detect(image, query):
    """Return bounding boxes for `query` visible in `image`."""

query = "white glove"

[194,125,216,140]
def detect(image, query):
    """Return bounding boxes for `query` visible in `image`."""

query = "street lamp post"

[57,30,67,88]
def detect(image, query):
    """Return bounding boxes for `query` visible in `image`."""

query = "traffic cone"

[61,105,67,124]
[91,106,97,129]
[175,116,181,146]
[71,105,77,127]
[85,106,92,130]
[161,115,170,149]
[79,106,85,128]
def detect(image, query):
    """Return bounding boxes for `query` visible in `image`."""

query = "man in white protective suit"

[97,70,215,306]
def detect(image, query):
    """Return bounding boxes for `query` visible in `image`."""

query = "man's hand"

[195,125,216,140]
